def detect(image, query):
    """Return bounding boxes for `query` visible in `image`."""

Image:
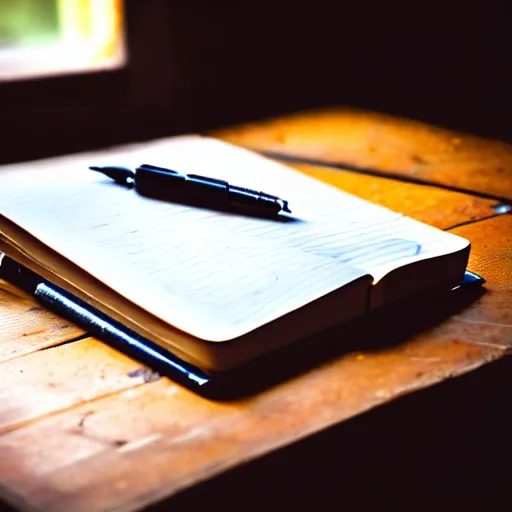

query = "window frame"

[0,0,177,165]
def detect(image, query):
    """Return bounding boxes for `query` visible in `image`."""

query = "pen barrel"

[135,167,228,205]
[33,282,210,387]
[134,165,289,214]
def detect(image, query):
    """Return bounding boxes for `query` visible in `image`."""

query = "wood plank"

[0,337,157,435]
[212,108,512,201]
[0,280,84,363]
[0,214,509,512]
[293,163,498,229]
[448,215,512,331]
[0,343,504,512]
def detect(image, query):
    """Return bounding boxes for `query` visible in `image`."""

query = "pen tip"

[89,165,135,186]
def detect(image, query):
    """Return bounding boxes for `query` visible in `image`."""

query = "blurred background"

[0,0,124,81]
[0,0,510,164]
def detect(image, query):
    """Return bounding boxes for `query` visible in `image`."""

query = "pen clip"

[138,164,180,175]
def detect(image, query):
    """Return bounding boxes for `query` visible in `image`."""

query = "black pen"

[90,163,292,215]
[0,252,211,389]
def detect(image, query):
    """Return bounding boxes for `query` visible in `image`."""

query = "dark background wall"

[166,0,511,135]
[0,0,510,164]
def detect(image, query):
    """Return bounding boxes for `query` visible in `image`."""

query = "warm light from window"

[0,0,125,81]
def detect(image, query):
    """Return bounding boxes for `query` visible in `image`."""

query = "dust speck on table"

[127,367,160,383]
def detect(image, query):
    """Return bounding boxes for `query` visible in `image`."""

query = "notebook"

[0,136,470,371]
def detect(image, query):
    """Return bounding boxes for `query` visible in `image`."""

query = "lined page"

[0,136,468,341]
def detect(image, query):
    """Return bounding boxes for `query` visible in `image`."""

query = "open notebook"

[0,136,470,371]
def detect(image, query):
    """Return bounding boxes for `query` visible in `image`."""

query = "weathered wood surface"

[0,337,155,436]
[451,215,512,331]
[0,110,511,511]
[292,164,498,229]
[213,107,512,201]
[0,280,84,363]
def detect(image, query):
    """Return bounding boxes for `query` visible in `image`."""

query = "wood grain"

[293,163,498,229]
[213,108,512,201]
[449,215,512,331]
[0,344,503,512]
[0,214,509,512]
[0,280,84,363]
[0,337,155,435]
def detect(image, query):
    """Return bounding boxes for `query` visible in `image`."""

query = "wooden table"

[1,108,511,511]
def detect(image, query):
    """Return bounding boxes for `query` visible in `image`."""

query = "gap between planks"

[263,150,512,205]
[0,333,91,366]
[0,337,160,437]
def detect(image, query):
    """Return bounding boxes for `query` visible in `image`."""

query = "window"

[0,0,125,81]
[0,2,187,166]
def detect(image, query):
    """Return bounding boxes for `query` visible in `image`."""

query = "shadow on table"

[203,277,486,400]
[148,352,512,512]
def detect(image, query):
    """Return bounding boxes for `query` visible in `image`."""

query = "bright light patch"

[0,0,125,81]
